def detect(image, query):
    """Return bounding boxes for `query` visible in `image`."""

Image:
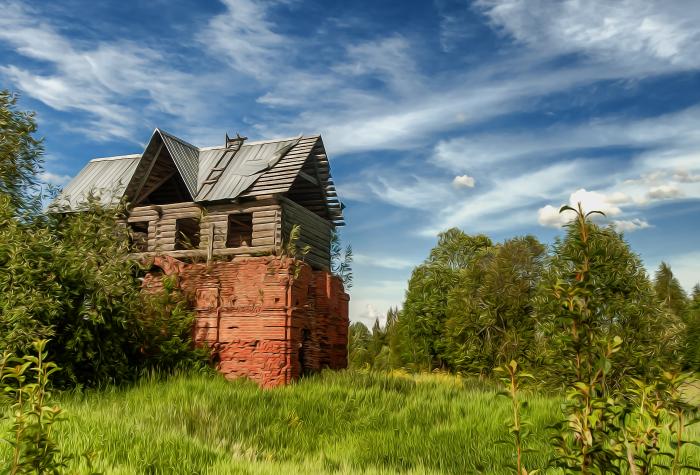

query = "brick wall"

[142,255,349,387]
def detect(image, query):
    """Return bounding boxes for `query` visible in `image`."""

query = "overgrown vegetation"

[0,91,206,387]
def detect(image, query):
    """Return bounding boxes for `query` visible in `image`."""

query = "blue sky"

[1,0,699,325]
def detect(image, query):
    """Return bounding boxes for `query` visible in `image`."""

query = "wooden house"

[57,129,349,387]
[56,129,344,269]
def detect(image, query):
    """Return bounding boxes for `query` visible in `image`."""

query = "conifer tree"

[654,262,688,318]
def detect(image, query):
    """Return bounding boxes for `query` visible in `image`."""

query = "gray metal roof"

[53,155,140,211]
[57,130,344,224]
[196,138,300,201]
[158,129,199,197]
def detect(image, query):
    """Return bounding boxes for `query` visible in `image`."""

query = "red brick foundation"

[142,256,349,387]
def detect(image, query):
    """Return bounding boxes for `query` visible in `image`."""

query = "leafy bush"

[1,340,69,473]
[0,195,207,387]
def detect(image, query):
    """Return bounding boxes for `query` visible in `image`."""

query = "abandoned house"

[56,129,349,387]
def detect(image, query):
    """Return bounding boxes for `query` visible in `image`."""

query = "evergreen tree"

[654,262,688,318]
[348,321,372,368]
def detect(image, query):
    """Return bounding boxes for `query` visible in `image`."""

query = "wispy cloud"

[476,0,700,72]
[354,253,416,270]
[198,0,288,81]
[0,1,210,141]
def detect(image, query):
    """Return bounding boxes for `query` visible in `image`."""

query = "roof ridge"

[90,154,141,162]
[155,128,199,150]
[198,134,311,151]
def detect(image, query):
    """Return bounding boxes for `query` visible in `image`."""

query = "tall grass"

[2,370,698,474]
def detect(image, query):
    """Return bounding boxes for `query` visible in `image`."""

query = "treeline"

[350,223,700,378]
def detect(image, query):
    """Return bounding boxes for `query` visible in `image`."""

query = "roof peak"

[90,154,141,162]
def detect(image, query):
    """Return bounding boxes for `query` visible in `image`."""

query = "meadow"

[3,370,697,474]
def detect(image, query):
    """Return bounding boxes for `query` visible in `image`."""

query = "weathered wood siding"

[128,199,282,258]
[128,197,331,270]
[280,197,331,270]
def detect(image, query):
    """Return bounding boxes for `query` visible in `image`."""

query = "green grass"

[3,370,700,474]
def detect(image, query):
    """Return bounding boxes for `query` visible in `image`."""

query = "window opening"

[175,218,200,250]
[128,221,149,252]
[226,213,253,248]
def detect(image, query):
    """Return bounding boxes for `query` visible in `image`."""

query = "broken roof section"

[55,129,344,226]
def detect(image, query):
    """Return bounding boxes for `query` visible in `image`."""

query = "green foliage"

[347,308,402,370]
[655,262,689,319]
[398,229,545,375]
[543,205,699,474]
[0,196,207,387]
[683,285,700,370]
[331,230,353,289]
[534,207,682,385]
[400,229,493,370]
[1,340,69,474]
[495,360,539,475]
[0,90,44,215]
[2,370,696,474]
[347,322,373,368]
[443,236,545,375]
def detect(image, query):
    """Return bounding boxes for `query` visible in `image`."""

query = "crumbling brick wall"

[142,256,349,387]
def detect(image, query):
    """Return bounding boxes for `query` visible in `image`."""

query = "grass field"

[3,370,699,474]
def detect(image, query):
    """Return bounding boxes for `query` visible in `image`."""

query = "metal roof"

[158,129,199,197]
[53,155,140,211]
[196,138,300,201]
[57,130,344,224]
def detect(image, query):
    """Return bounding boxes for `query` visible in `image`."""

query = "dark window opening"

[128,221,149,252]
[226,213,253,248]
[175,218,200,250]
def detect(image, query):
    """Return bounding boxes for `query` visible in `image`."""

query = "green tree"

[683,284,700,369]
[398,229,492,370]
[443,235,545,375]
[0,90,44,215]
[348,321,372,368]
[654,261,688,318]
[535,211,682,384]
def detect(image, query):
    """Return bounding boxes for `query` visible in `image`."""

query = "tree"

[0,93,205,386]
[443,235,545,375]
[654,262,688,318]
[683,284,700,369]
[398,229,492,370]
[348,321,373,368]
[535,211,683,384]
[0,90,44,215]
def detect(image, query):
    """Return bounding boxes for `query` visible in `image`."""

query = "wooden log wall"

[280,196,332,271]
[127,199,284,258]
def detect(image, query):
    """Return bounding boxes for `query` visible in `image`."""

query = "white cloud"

[349,280,407,325]
[673,170,700,183]
[647,184,684,200]
[38,171,72,187]
[613,218,651,233]
[538,205,571,228]
[453,174,476,188]
[538,188,626,229]
[477,0,700,71]
[0,1,210,141]
[198,0,287,81]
